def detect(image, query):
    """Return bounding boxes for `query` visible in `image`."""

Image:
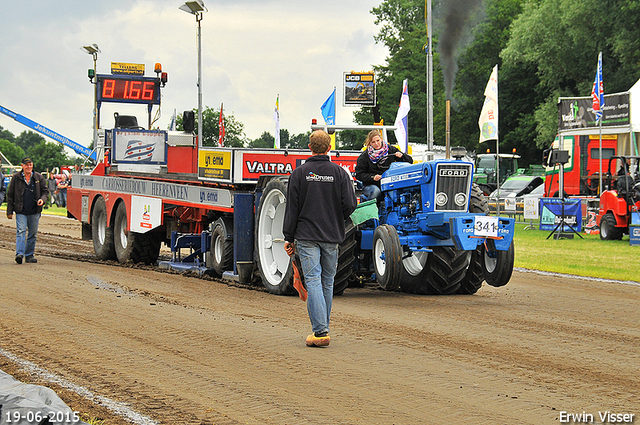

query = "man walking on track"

[283,130,357,347]
[6,157,49,264]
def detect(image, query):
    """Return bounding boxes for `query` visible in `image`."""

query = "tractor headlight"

[454,192,467,207]
[435,192,448,207]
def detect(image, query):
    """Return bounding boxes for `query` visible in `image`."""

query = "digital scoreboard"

[96,74,161,105]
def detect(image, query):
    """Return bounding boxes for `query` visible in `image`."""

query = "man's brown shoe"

[306,333,330,347]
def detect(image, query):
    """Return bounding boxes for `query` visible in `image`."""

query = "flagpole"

[495,66,500,216]
[599,119,603,193]
[332,86,337,150]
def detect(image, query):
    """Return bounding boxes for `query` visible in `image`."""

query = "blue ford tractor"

[253,125,516,296]
[348,149,516,295]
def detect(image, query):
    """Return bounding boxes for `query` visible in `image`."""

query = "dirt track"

[1,214,639,424]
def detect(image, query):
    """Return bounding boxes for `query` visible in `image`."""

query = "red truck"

[543,134,617,196]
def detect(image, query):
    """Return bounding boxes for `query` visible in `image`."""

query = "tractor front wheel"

[483,240,515,287]
[372,224,403,291]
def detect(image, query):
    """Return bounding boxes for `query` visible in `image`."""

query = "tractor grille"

[434,163,472,211]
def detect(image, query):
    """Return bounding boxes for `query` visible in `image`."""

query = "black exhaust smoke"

[438,0,485,100]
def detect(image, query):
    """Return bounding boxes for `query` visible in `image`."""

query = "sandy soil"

[1,214,639,424]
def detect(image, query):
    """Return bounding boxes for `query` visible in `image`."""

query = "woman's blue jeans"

[296,240,339,335]
[362,185,381,201]
[15,213,40,258]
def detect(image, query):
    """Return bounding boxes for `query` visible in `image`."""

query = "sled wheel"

[210,217,234,276]
[91,196,116,260]
[255,178,295,295]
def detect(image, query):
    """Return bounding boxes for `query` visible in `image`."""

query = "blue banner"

[539,198,582,232]
[321,88,336,125]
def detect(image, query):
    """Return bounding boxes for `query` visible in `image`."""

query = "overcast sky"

[0,0,388,156]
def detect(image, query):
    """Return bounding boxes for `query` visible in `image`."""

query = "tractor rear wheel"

[399,247,468,295]
[334,220,357,296]
[457,184,489,294]
[599,212,624,240]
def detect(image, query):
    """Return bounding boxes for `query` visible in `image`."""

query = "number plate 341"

[474,216,499,238]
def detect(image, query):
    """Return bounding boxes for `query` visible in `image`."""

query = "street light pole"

[197,12,203,148]
[81,44,100,158]
[179,0,207,148]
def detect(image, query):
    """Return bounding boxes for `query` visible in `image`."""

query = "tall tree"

[501,0,640,148]
[0,126,16,145]
[16,131,45,153]
[249,132,275,149]
[453,0,542,164]
[25,141,70,172]
[358,0,527,161]
[0,138,25,165]
[175,106,248,147]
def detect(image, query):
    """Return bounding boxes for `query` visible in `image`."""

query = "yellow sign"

[198,150,232,180]
[111,62,145,75]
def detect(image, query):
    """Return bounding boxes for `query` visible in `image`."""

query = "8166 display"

[96,75,160,105]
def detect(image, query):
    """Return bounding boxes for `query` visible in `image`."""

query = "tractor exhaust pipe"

[445,99,451,159]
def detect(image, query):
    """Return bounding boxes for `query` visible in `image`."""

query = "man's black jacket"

[283,155,356,244]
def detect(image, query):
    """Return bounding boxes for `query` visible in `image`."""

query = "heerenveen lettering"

[81,176,233,208]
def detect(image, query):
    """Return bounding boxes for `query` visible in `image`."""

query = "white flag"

[274,95,280,149]
[478,65,498,143]
[393,79,410,152]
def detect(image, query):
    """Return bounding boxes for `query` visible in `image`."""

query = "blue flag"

[591,52,604,122]
[321,88,336,125]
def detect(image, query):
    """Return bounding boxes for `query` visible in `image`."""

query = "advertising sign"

[584,198,600,234]
[539,198,582,232]
[558,93,629,131]
[112,130,167,164]
[344,72,376,107]
[130,196,162,233]
[524,198,539,220]
[111,62,145,75]
[198,148,361,184]
[198,149,232,181]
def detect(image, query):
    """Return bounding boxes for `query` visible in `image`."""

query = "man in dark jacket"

[6,157,49,264]
[283,130,357,347]
[0,159,5,206]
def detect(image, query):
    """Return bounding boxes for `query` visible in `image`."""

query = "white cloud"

[0,0,387,157]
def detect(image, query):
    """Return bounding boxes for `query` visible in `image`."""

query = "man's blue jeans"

[16,213,40,258]
[296,240,339,335]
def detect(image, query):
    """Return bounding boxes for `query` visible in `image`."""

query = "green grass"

[513,223,639,282]
[0,204,67,216]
